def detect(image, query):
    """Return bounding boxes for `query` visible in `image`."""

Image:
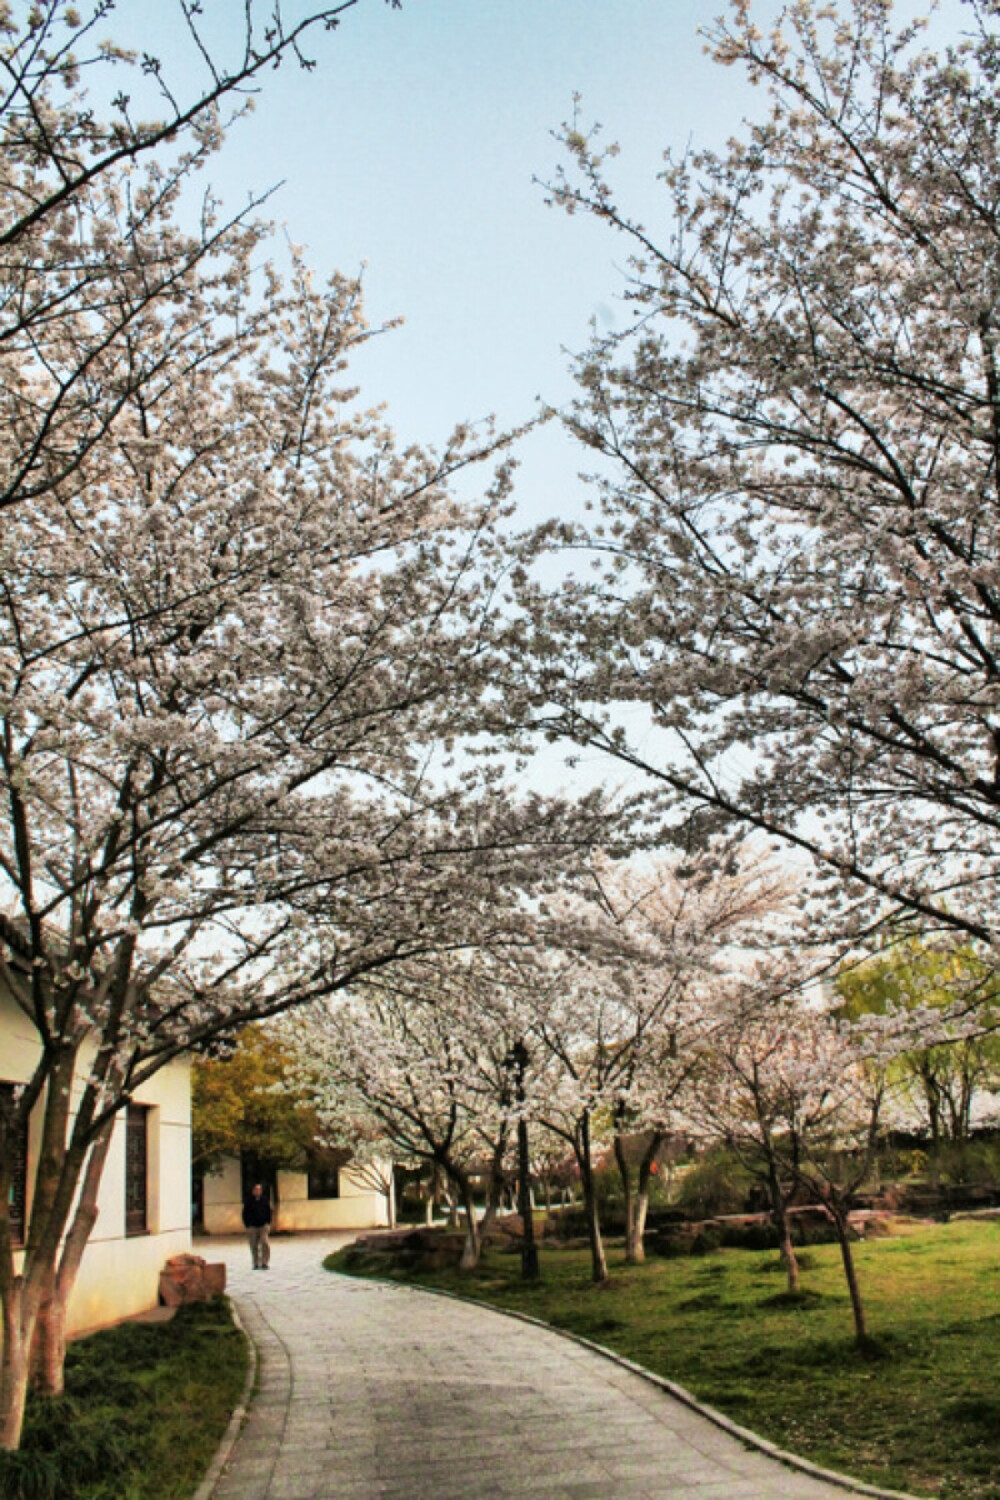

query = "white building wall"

[0,983,193,1338]
[201,1155,390,1234]
[201,1156,244,1235]
[276,1163,391,1231]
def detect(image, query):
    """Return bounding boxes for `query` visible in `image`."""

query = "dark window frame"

[125,1102,149,1237]
[0,1082,28,1246]
[307,1162,340,1200]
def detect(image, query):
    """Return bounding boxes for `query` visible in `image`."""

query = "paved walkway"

[203,1233,880,1500]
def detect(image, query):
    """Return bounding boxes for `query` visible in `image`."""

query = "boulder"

[484,1213,524,1241]
[159,1253,227,1307]
[342,1226,468,1274]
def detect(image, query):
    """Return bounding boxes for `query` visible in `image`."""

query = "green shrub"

[690,1223,724,1255]
[591,1167,627,1231]
[926,1139,1000,1188]
[673,1149,755,1219]
[719,1221,779,1251]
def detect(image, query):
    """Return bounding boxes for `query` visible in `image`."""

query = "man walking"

[242,1181,272,1269]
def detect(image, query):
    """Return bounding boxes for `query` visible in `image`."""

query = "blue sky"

[136,0,967,526]
[125,0,968,799]
[136,0,786,524]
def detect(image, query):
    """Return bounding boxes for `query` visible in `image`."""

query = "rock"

[848,1210,895,1239]
[342,1226,470,1274]
[483,1213,525,1242]
[202,1261,227,1295]
[159,1253,227,1306]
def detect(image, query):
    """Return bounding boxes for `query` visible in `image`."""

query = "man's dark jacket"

[242,1191,272,1228]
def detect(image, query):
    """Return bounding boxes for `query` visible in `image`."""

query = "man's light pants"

[247,1225,270,1268]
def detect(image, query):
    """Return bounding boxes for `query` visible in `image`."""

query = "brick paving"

[202,1232,888,1500]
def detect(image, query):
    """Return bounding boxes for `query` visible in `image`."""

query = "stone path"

[202,1232,888,1500]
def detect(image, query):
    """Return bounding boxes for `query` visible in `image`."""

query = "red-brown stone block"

[159,1253,227,1306]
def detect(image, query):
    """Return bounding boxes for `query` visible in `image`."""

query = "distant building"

[200,1153,392,1235]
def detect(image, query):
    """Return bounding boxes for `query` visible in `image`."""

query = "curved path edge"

[193,1300,258,1500]
[193,1234,933,1500]
[383,1278,926,1500]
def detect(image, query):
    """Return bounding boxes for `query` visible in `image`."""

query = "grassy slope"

[0,1297,248,1500]
[329,1219,1000,1499]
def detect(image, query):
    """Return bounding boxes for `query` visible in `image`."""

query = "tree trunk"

[632,1155,656,1267]
[31,1119,115,1394]
[478,1197,498,1240]
[456,1174,481,1271]
[0,1045,84,1449]
[0,1200,71,1448]
[777,1217,800,1295]
[630,1134,665,1266]
[578,1113,607,1284]
[830,1204,869,1347]
[766,1164,800,1295]
[28,1296,67,1398]
[478,1126,509,1242]
[954,1067,974,1143]
[921,1071,942,1146]
[633,1190,650,1263]
[614,1128,639,1264]
[0,1289,31,1452]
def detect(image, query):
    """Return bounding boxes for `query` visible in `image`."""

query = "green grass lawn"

[0,1297,248,1500]
[328,1219,1000,1499]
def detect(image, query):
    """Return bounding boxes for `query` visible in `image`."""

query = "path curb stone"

[193,1300,257,1500]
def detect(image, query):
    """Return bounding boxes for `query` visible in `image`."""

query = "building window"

[125,1103,149,1236]
[0,1082,28,1246]
[307,1162,340,1200]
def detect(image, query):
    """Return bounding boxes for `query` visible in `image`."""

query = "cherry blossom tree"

[588,849,786,1262]
[512,0,1000,958]
[525,847,786,1278]
[695,978,918,1344]
[528,957,622,1284]
[692,968,819,1299]
[0,0,428,1442]
[0,210,609,1446]
[0,0,615,1454]
[0,0,398,521]
[290,952,533,1272]
[528,910,674,1282]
